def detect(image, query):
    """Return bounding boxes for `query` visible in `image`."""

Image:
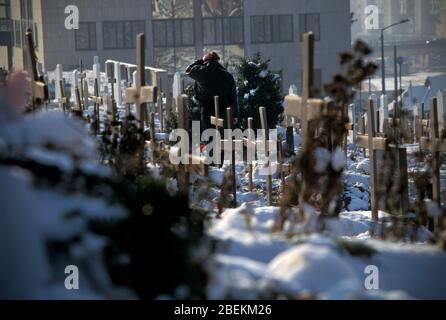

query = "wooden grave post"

[245,117,255,192]
[284,32,326,219]
[420,97,445,231]
[57,79,68,114]
[169,94,208,194]
[125,34,158,130]
[211,96,225,162]
[226,107,238,207]
[90,78,103,135]
[356,99,389,221]
[79,60,87,111]
[259,106,274,206]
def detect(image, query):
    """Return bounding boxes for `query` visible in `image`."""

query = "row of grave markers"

[21,28,446,230]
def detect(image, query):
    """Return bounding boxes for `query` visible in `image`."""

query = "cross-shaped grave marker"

[125,34,158,130]
[163,94,208,195]
[419,97,446,231]
[259,106,275,206]
[284,32,326,151]
[283,32,328,219]
[211,96,225,160]
[24,29,48,110]
[355,99,411,221]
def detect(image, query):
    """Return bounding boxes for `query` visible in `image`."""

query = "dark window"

[251,15,293,44]
[203,17,243,45]
[201,0,243,17]
[75,22,97,51]
[153,18,194,47]
[299,13,320,41]
[0,0,10,19]
[19,0,32,20]
[103,20,145,49]
[13,20,21,47]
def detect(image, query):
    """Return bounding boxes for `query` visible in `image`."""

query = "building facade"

[7,0,351,94]
[351,0,446,75]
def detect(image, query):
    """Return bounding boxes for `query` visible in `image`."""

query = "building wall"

[245,0,351,94]
[9,0,44,71]
[41,0,153,71]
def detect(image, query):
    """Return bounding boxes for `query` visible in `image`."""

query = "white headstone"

[55,64,63,100]
[349,103,356,143]
[132,71,137,88]
[379,94,388,132]
[72,70,79,100]
[414,103,423,117]
[289,85,298,96]
[93,56,101,90]
[437,90,446,131]
[114,62,122,105]
[172,72,182,102]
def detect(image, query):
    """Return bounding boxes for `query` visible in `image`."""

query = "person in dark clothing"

[186,52,239,131]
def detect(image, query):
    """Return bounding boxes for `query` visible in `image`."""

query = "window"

[251,15,293,43]
[103,21,145,49]
[300,13,320,41]
[153,19,194,47]
[203,17,243,45]
[75,22,97,51]
[201,0,243,17]
[19,0,32,20]
[400,0,408,15]
[430,0,440,15]
[13,20,21,47]
[0,0,10,19]
[153,0,194,19]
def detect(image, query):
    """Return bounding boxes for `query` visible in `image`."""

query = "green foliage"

[235,53,284,130]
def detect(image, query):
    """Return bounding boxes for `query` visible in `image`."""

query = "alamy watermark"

[364,265,379,290]
[364,5,379,30]
[64,5,79,30]
[64,265,79,290]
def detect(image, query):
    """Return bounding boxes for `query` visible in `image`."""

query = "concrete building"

[351,0,446,75]
[6,0,351,94]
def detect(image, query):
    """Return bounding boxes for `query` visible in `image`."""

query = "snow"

[259,70,269,78]
[0,112,130,299]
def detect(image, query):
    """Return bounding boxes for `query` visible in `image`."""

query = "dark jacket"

[186,59,239,130]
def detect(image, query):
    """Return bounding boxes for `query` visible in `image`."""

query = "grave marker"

[125,34,158,130]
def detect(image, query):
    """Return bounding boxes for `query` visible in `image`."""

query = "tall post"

[394,46,399,119]
[367,99,379,221]
[430,97,440,231]
[136,33,146,130]
[260,106,272,206]
[226,107,237,208]
[381,30,386,95]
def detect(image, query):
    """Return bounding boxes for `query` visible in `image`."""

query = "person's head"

[203,52,221,63]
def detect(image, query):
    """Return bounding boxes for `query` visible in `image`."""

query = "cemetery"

[1,3,446,303]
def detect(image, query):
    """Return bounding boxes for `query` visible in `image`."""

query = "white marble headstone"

[132,71,137,88]
[93,56,101,90]
[114,62,122,105]
[72,70,79,100]
[437,90,446,131]
[379,94,388,133]
[55,64,63,100]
